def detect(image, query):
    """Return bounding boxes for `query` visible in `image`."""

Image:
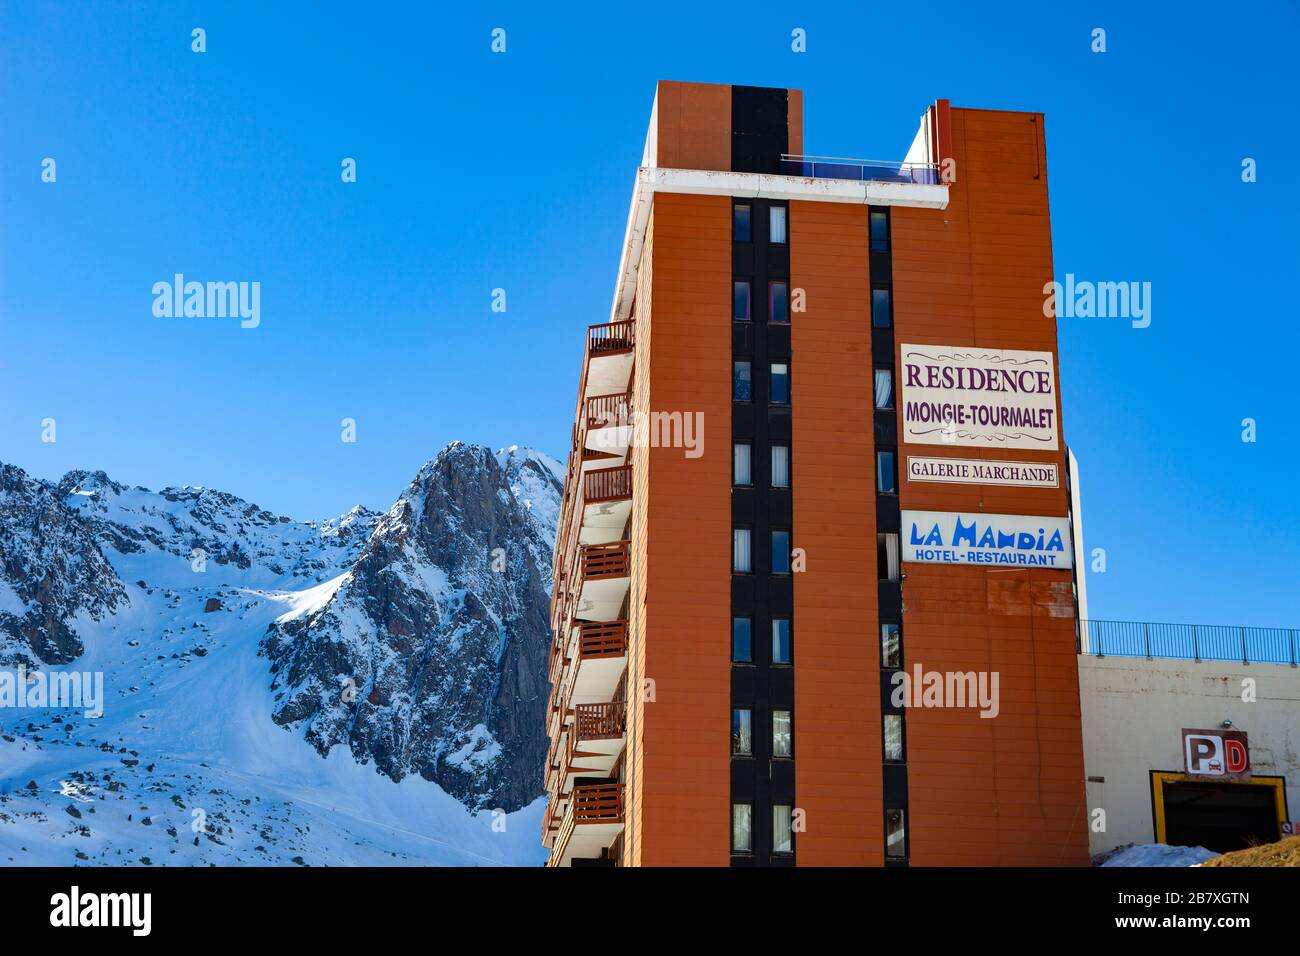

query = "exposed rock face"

[261,443,562,812]
[0,443,561,816]
[0,464,127,666]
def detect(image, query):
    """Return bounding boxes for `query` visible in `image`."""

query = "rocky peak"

[0,463,128,666]
[261,442,563,812]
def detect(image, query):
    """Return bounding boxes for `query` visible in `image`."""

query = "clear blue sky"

[2,1,1297,627]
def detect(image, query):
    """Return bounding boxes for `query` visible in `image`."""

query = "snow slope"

[0,448,560,866]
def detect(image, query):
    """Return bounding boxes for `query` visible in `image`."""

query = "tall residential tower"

[543,81,1088,866]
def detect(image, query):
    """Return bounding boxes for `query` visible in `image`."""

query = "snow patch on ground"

[1100,843,1218,867]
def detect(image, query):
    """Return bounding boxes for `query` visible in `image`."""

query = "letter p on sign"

[1182,728,1251,780]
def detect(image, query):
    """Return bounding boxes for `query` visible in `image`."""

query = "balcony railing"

[551,782,625,865]
[578,540,630,583]
[575,700,626,740]
[587,319,634,356]
[779,154,941,185]
[584,464,631,504]
[1081,619,1299,667]
[571,782,623,823]
[586,391,633,430]
[577,619,628,658]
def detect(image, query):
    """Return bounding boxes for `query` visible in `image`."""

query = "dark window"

[770,363,790,404]
[870,209,889,251]
[772,619,792,664]
[872,288,892,328]
[734,203,752,242]
[876,450,897,494]
[733,617,753,662]
[771,530,791,574]
[769,281,789,324]
[886,808,906,859]
[881,623,901,669]
[734,361,752,401]
[734,281,751,321]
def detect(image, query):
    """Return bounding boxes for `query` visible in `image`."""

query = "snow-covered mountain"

[263,443,559,811]
[0,443,563,866]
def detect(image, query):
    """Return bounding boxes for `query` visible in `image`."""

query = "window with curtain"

[881,623,901,669]
[733,528,752,573]
[773,805,793,854]
[770,205,788,244]
[772,710,792,757]
[772,618,792,664]
[733,617,753,662]
[884,714,905,762]
[734,281,751,321]
[872,288,892,328]
[734,203,752,242]
[876,450,896,494]
[769,281,789,324]
[877,533,900,582]
[771,445,790,488]
[770,363,790,404]
[732,708,752,756]
[874,369,894,409]
[771,530,791,574]
[733,804,753,853]
[734,443,752,486]
[733,361,752,401]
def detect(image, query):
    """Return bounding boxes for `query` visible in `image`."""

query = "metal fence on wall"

[1080,619,1299,666]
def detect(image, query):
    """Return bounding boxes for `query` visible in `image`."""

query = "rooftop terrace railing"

[779,154,941,185]
[1081,619,1298,667]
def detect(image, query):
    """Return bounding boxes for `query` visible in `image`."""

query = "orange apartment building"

[542,81,1090,866]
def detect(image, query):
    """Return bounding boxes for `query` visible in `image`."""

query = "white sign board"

[900,344,1059,450]
[902,511,1073,569]
[906,456,1059,489]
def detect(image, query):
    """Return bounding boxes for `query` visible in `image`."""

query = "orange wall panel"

[655,81,731,172]
[891,107,1088,866]
[638,191,732,865]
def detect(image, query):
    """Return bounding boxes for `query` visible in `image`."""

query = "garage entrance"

[1152,772,1287,854]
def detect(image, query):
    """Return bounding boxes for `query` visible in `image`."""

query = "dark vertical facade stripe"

[731,86,789,174]
[871,206,909,866]
[731,195,793,865]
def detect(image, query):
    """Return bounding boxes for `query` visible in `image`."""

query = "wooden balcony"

[551,619,628,723]
[584,464,631,505]
[578,540,630,584]
[575,700,626,741]
[585,391,633,431]
[583,320,635,401]
[576,619,628,659]
[550,782,625,866]
[587,319,634,356]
